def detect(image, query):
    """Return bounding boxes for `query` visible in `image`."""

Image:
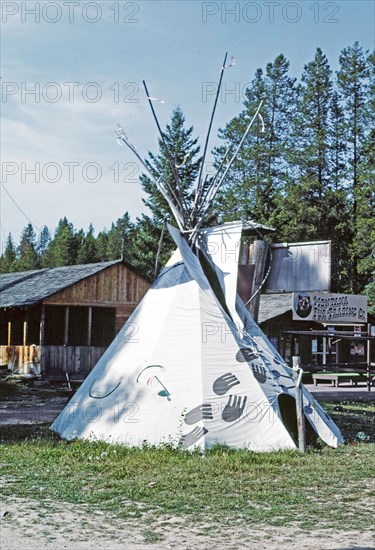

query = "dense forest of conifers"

[1,43,374,309]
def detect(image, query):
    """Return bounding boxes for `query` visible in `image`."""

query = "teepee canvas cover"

[51,224,343,451]
[52,60,343,450]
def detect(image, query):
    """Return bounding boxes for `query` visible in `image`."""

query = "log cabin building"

[256,241,374,378]
[258,293,374,368]
[0,260,150,377]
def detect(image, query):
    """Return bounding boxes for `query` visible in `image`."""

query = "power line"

[0,221,7,257]
[0,222,7,241]
[0,182,41,233]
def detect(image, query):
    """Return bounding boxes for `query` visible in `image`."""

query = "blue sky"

[1,0,374,249]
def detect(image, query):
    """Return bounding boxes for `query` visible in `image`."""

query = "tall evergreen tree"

[96,229,110,262]
[263,54,297,223]
[132,214,164,277]
[134,107,201,276]
[356,50,375,284]
[323,90,352,291]
[141,107,201,220]
[18,223,38,271]
[214,68,267,222]
[285,47,333,236]
[354,125,375,287]
[271,49,345,279]
[37,225,52,267]
[0,234,17,273]
[77,223,99,264]
[329,91,347,191]
[48,217,78,266]
[337,42,371,291]
[214,55,296,226]
[107,212,135,262]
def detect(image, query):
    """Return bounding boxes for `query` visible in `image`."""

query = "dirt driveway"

[1,495,374,550]
[0,386,69,425]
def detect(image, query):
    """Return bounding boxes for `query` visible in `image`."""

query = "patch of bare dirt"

[1,496,374,549]
[0,383,70,425]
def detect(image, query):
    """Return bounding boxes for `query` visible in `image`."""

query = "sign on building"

[265,241,331,293]
[292,292,368,324]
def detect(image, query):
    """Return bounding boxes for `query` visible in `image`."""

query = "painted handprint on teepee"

[184,403,214,424]
[222,395,248,422]
[179,426,208,449]
[249,362,267,383]
[236,347,258,363]
[213,372,240,395]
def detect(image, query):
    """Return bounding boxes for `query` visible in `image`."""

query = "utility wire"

[0,222,7,241]
[0,182,41,232]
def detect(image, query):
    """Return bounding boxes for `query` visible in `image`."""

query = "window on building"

[91,307,116,347]
[269,336,279,351]
[44,306,66,345]
[26,306,41,345]
[350,340,365,363]
[9,310,24,345]
[311,337,338,366]
[68,307,88,346]
[43,306,116,347]
[0,313,9,345]
[0,308,42,346]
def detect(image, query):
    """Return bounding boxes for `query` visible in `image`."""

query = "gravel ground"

[1,496,374,550]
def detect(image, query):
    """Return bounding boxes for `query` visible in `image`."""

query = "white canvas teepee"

[52,57,343,450]
[51,223,343,451]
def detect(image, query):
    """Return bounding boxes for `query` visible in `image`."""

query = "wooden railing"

[0,345,106,377]
[0,345,42,374]
[42,345,107,376]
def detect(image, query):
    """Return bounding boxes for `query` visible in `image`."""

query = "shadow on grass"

[1,400,374,446]
[324,402,375,443]
[0,423,58,442]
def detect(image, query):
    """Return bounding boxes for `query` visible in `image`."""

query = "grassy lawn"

[1,397,374,532]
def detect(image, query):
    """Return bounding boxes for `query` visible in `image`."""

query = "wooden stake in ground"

[292,356,306,453]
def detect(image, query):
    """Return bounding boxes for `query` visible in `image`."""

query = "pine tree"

[107,212,135,262]
[0,234,17,273]
[215,68,267,222]
[37,225,52,267]
[18,223,38,271]
[337,42,371,291]
[290,48,332,220]
[214,56,296,226]
[141,107,201,220]
[77,223,99,264]
[271,50,336,240]
[134,107,201,276]
[132,214,164,277]
[96,229,110,262]
[355,127,375,286]
[48,217,78,266]
[263,54,297,223]
[356,51,375,286]
[330,91,347,191]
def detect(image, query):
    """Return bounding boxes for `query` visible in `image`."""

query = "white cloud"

[1,75,153,243]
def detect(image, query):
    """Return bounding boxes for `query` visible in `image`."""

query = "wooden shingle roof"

[258,293,293,324]
[0,260,146,308]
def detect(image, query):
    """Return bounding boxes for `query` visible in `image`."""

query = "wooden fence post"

[292,356,306,453]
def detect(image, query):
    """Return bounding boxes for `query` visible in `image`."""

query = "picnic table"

[312,371,364,388]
